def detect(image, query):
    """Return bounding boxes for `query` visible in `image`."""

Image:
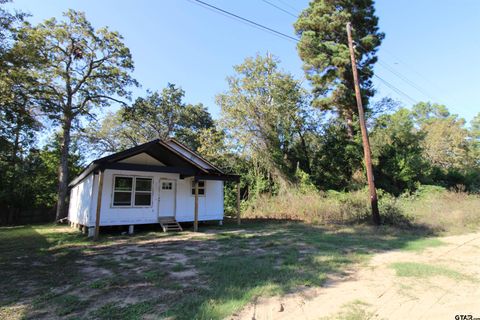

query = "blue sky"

[11,0,480,123]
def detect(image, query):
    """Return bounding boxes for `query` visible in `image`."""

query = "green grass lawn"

[0,220,444,320]
[389,262,476,281]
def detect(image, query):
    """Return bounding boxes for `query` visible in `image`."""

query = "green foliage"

[123,83,214,151]
[81,110,134,156]
[19,9,137,218]
[0,131,84,224]
[29,133,84,208]
[23,10,138,121]
[85,83,215,155]
[0,1,46,220]
[294,0,384,134]
[371,108,428,195]
[411,184,447,198]
[310,120,363,190]
[369,104,479,194]
[416,106,469,170]
[217,54,312,190]
[294,165,317,194]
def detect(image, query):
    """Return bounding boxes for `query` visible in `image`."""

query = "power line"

[260,0,297,18]
[347,38,436,101]
[376,59,436,101]
[320,27,439,102]
[186,0,420,105]
[271,0,302,13]
[249,2,440,105]
[187,0,300,42]
[380,47,447,93]
[372,74,418,105]
[353,65,419,104]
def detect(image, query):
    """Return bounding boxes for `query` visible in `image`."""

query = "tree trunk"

[344,108,355,139]
[11,119,21,168]
[55,116,72,221]
[298,131,311,174]
[10,118,21,190]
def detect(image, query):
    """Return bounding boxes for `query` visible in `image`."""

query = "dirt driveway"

[236,231,480,320]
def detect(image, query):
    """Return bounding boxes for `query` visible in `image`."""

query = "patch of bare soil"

[235,232,480,320]
[20,231,224,319]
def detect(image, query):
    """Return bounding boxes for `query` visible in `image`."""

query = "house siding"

[68,173,93,226]
[80,169,224,227]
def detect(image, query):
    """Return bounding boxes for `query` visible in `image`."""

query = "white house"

[68,139,240,237]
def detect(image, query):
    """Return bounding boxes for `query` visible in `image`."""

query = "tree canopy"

[294,0,383,137]
[85,83,215,155]
[217,54,313,189]
[20,10,138,219]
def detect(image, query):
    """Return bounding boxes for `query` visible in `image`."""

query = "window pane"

[191,180,206,195]
[191,181,205,188]
[162,182,172,190]
[135,193,151,206]
[115,177,133,191]
[113,192,131,206]
[136,178,152,192]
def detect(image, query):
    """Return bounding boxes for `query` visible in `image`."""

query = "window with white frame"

[191,180,206,196]
[112,176,152,207]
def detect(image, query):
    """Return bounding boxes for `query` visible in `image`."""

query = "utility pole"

[346,22,381,225]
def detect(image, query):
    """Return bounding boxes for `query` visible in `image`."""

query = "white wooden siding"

[68,173,94,225]
[175,179,224,222]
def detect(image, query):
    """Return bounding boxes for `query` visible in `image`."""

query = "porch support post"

[194,179,199,232]
[94,170,104,240]
[236,181,241,225]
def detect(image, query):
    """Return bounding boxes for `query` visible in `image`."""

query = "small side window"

[191,180,205,196]
[161,182,173,190]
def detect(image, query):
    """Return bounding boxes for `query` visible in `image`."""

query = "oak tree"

[23,10,137,220]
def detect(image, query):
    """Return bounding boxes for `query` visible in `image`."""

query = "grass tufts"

[390,262,475,281]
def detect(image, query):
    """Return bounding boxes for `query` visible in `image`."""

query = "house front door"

[158,179,176,218]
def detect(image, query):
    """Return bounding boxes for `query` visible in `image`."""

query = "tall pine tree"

[294,0,383,137]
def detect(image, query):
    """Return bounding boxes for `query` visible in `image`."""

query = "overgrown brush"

[243,186,480,234]
[244,189,371,224]
[399,186,480,234]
